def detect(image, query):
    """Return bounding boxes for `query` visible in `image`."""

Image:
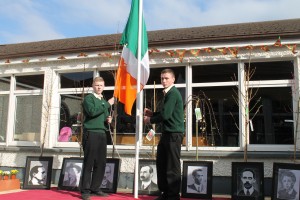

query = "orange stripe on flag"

[114,58,138,115]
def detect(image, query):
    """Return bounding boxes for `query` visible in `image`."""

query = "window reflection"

[249,87,293,144]
[98,70,116,87]
[59,94,84,142]
[0,95,9,142]
[245,61,294,80]
[191,87,239,147]
[14,95,42,141]
[0,77,10,91]
[192,64,237,83]
[16,74,44,90]
[60,72,93,88]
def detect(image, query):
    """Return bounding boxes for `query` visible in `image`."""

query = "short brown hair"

[161,69,175,77]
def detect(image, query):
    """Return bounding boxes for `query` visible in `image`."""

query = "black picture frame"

[100,158,120,193]
[134,159,160,195]
[231,162,264,200]
[58,157,84,191]
[272,163,300,200]
[181,161,213,199]
[23,156,53,189]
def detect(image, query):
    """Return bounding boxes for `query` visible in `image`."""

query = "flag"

[114,0,149,116]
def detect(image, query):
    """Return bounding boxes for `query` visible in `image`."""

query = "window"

[0,95,9,142]
[13,74,44,142]
[16,74,44,90]
[14,95,42,141]
[249,87,293,144]
[193,63,238,83]
[58,71,115,144]
[191,64,238,147]
[191,86,239,147]
[245,61,293,80]
[60,72,93,88]
[246,61,294,145]
[0,77,10,143]
[0,77,11,91]
[59,94,84,143]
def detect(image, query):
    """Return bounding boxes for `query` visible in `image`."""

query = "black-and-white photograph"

[58,157,83,191]
[100,158,120,193]
[232,162,264,200]
[136,159,159,195]
[23,156,53,189]
[187,166,208,194]
[272,163,300,200]
[100,163,114,189]
[181,161,213,199]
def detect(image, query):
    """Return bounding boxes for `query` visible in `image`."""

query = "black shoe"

[91,191,108,197]
[82,194,90,200]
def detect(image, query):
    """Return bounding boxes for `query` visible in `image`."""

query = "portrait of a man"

[187,167,207,194]
[238,168,259,196]
[139,165,158,192]
[101,164,114,189]
[277,169,298,199]
[63,163,82,187]
[28,161,48,185]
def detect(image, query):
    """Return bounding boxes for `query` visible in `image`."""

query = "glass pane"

[98,70,116,87]
[104,90,136,145]
[0,95,9,142]
[59,94,85,143]
[249,87,293,144]
[245,61,294,80]
[60,72,93,88]
[14,95,42,141]
[0,77,11,91]
[15,74,44,90]
[191,86,239,147]
[192,63,238,83]
[147,67,185,85]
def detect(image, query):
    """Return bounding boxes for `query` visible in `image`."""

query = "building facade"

[1,18,300,195]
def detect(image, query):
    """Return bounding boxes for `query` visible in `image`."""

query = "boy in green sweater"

[144,69,184,200]
[81,77,114,200]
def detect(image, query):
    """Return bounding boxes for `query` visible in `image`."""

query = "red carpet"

[0,188,230,200]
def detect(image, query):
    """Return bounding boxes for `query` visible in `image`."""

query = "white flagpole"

[134,0,143,198]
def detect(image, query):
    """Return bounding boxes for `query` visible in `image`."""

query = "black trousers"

[156,133,183,199]
[81,131,107,194]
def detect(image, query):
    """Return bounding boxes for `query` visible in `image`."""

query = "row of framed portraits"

[21,156,300,200]
[22,156,120,194]
[181,161,300,200]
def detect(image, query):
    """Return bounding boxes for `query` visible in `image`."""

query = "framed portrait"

[134,159,160,195]
[272,163,300,200]
[181,161,213,199]
[100,158,120,193]
[23,156,53,189]
[231,162,264,200]
[58,157,84,191]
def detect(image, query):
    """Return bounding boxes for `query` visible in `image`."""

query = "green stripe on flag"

[120,0,148,59]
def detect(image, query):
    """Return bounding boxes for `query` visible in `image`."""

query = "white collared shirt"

[163,84,174,95]
[93,92,103,99]
[141,180,151,189]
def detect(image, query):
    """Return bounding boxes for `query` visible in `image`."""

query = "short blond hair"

[93,77,104,84]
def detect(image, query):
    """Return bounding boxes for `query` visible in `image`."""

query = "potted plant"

[3,171,10,180]
[10,169,19,179]
[0,170,3,180]
[0,169,21,191]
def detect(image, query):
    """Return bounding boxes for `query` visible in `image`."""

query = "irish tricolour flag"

[114,0,149,116]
